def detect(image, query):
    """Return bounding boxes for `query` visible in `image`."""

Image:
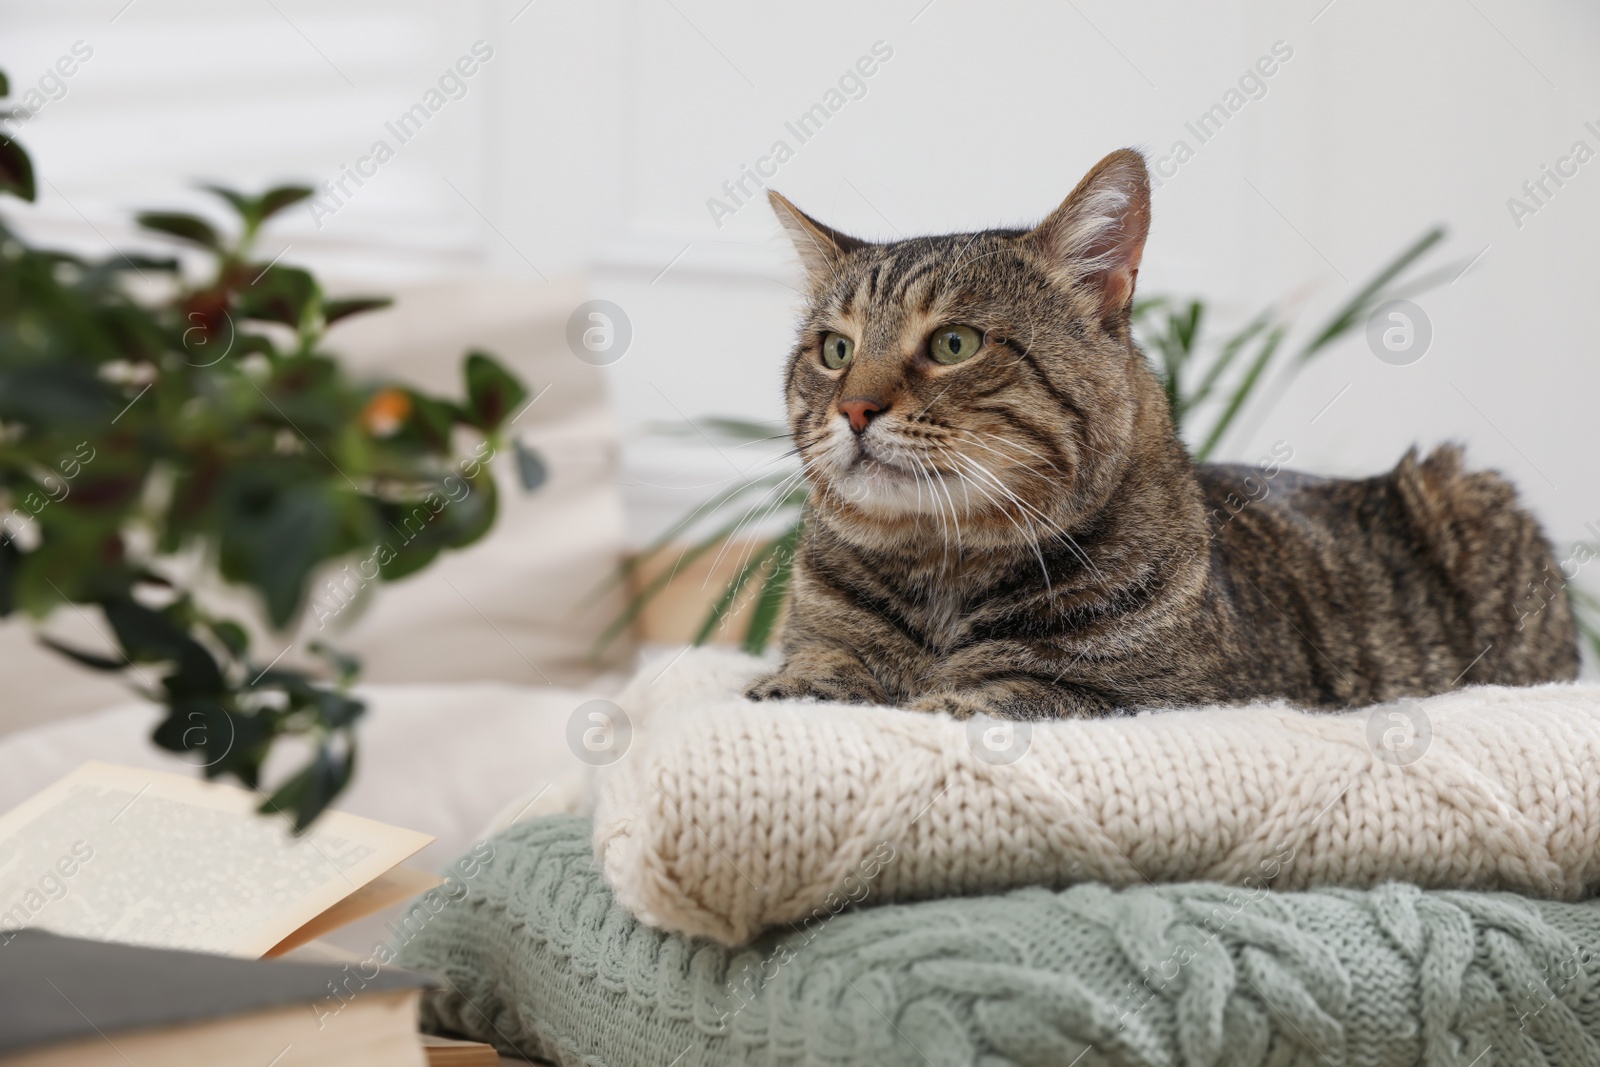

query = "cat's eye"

[929,325,983,365]
[821,332,855,370]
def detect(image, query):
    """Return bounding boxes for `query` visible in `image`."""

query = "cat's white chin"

[811,428,975,519]
[823,456,970,519]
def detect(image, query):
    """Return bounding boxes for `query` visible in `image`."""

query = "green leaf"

[313,688,365,729]
[1183,310,1273,422]
[323,296,392,326]
[200,185,254,223]
[0,135,36,202]
[0,71,9,96]
[82,254,181,285]
[741,522,801,653]
[259,743,356,832]
[375,535,441,582]
[257,185,315,222]
[101,597,225,698]
[376,471,500,581]
[463,351,529,432]
[1200,227,1451,457]
[1140,298,1204,423]
[152,699,271,774]
[591,487,802,654]
[602,473,795,596]
[201,184,313,233]
[208,619,250,659]
[310,641,361,686]
[215,471,341,628]
[232,332,279,359]
[402,392,460,451]
[247,666,316,702]
[136,212,221,250]
[513,438,547,491]
[697,417,790,442]
[1295,227,1446,363]
[0,538,18,617]
[100,597,190,661]
[237,264,317,329]
[38,635,125,671]
[11,525,126,614]
[1194,325,1286,462]
[693,536,788,646]
[0,365,119,426]
[152,701,212,754]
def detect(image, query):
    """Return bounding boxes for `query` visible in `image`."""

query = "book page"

[263,865,443,958]
[0,762,432,958]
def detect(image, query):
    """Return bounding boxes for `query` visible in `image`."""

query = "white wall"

[5,0,1599,554]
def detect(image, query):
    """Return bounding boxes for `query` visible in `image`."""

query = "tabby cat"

[747,149,1578,718]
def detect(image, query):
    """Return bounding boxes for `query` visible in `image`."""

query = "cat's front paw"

[906,690,994,720]
[744,670,886,705]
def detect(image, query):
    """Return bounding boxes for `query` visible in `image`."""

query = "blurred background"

[3,0,1599,736]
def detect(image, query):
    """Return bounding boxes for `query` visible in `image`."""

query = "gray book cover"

[0,930,434,1056]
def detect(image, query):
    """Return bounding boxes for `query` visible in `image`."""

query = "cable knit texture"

[401,814,1600,1067]
[593,649,1600,945]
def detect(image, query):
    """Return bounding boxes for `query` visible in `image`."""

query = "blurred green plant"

[0,71,535,829]
[1136,224,1449,463]
[1571,587,1600,667]
[602,225,1576,657]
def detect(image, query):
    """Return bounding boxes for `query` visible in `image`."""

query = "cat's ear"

[769,191,868,280]
[1024,149,1151,315]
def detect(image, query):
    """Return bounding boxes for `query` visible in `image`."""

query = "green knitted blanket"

[397,816,1600,1067]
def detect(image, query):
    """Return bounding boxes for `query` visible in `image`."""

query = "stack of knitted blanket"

[594,649,1600,944]
[399,814,1600,1067]
[396,649,1600,1065]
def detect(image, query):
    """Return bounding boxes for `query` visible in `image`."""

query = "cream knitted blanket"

[591,648,1600,945]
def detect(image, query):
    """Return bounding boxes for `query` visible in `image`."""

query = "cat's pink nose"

[838,398,884,434]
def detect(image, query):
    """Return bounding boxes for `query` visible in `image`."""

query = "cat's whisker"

[650,442,815,584]
[906,454,949,562]
[934,451,1036,547]
[956,449,1068,533]
[936,460,966,556]
[942,453,1053,590]
[954,428,1062,476]
[700,468,808,591]
[904,452,935,539]
[726,468,815,584]
[890,443,944,543]
[945,447,1104,582]
[909,447,964,556]
[709,474,802,575]
[740,446,802,475]
[959,429,1057,472]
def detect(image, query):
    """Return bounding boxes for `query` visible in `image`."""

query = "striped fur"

[749,150,1578,718]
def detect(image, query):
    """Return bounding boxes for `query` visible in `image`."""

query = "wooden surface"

[627,538,777,647]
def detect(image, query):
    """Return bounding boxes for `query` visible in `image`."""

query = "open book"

[0,762,439,958]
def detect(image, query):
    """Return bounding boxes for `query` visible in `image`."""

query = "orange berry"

[361,388,412,437]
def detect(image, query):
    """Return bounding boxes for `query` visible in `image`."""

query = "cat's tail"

[1390,443,1580,685]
